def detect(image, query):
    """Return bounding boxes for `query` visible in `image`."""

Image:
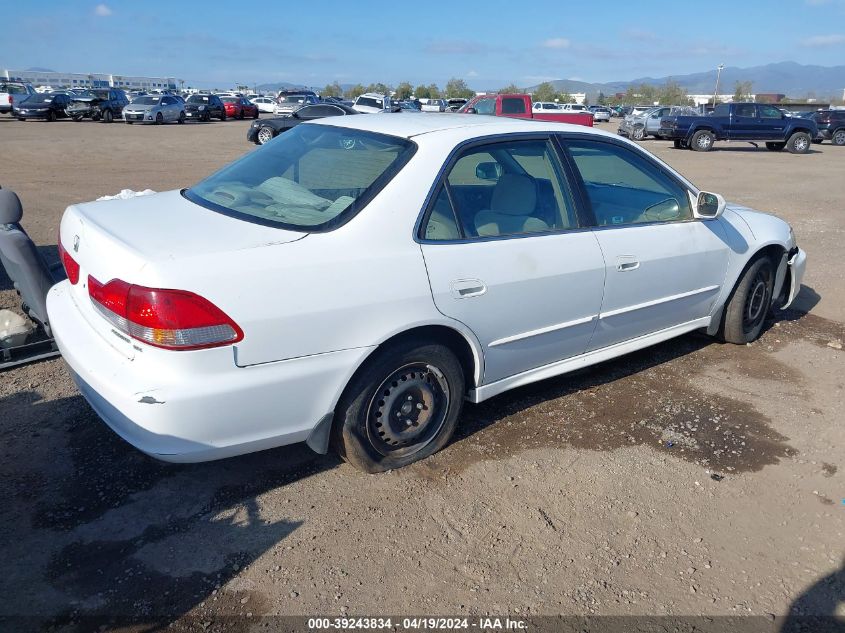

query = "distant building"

[755,93,787,104]
[2,69,177,91]
[686,94,748,106]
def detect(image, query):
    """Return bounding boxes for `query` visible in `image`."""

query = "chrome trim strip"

[489,315,595,348]
[599,285,719,319]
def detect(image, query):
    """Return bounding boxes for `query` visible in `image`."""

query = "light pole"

[713,63,725,106]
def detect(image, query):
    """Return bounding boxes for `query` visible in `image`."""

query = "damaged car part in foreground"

[47,115,806,472]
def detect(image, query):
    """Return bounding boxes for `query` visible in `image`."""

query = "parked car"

[1,81,36,114]
[66,88,129,123]
[533,102,562,112]
[810,110,845,145]
[184,94,227,121]
[123,94,185,124]
[247,103,358,144]
[48,116,806,473]
[659,102,819,153]
[560,103,589,113]
[274,93,318,116]
[459,93,593,126]
[221,95,259,119]
[420,98,447,112]
[446,98,468,112]
[619,105,697,140]
[13,93,72,121]
[251,97,278,114]
[352,93,391,113]
[592,106,611,122]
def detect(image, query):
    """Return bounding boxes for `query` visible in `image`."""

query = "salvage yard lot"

[1,116,843,630]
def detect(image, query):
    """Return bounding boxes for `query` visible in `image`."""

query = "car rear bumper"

[47,281,372,463]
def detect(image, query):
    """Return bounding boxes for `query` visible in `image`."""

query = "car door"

[419,136,606,384]
[646,107,669,135]
[728,103,757,140]
[756,104,788,140]
[561,136,730,351]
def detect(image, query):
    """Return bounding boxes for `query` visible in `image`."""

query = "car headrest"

[490,174,537,215]
[0,189,23,224]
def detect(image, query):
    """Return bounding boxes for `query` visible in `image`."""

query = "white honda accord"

[47,114,806,472]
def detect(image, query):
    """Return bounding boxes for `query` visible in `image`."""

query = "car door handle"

[616,257,640,272]
[450,279,487,298]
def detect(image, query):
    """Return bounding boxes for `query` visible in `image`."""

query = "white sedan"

[250,97,278,114]
[48,115,806,472]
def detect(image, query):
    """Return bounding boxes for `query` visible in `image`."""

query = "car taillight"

[57,236,80,284]
[88,276,243,350]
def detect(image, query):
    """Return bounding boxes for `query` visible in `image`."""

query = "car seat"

[474,174,550,237]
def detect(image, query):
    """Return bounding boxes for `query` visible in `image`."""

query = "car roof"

[309,112,622,142]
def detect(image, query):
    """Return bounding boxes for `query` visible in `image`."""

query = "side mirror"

[476,162,504,181]
[465,107,477,115]
[695,191,726,219]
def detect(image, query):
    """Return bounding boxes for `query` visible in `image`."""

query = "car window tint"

[566,139,692,226]
[473,98,496,115]
[758,105,781,119]
[444,139,576,238]
[736,104,755,117]
[501,97,526,114]
[421,187,461,241]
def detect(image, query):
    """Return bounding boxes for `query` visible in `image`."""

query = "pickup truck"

[458,94,593,127]
[0,81,36,115]
[659,102,818,154]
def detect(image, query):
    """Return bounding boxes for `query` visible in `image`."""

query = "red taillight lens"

[57,237,80,285]
[88,276,243,350]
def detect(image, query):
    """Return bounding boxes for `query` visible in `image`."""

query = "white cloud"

[94,3,112,16]
[542,38,571,49]
[801,33,845,46]
[466,70,479,77]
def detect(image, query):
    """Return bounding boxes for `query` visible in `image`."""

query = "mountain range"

[527,62,845,99]
[256,62,845,100]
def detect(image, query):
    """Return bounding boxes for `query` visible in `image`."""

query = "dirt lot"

[0,115,843,632]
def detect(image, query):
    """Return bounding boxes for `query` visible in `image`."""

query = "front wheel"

[46,110,56,122]
[333,342,465,473]
[252,108,259,119]
[102,109,113,123]
[721,257,775,344]
[766,142,785,151]
[72,115,83,122]
[178,111,185,124]
[832,129,845,146]
[155,112,163,125]
[630,126,645,141]
[220,111,227,121]
[786,131,811,154]
[690,130,715,152]
[256,126,275,145]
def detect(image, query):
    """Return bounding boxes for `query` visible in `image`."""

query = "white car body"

[592,108,611,122]
[47,114,806,464]
[420,98,447,112]
[352,93,390,113]
[533,102,562,111]
[251,97,277,114]
[560,103,589,113]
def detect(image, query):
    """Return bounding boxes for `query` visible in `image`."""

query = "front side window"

[758,105,782,119]
[565,139,692,226]
[187,125,415,231]
[422,139,577,240]
[473,98,496,115]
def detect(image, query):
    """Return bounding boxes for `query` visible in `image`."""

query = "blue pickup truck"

[659,102,818,154]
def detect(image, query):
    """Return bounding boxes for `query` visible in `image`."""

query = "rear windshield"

[279,95,308,103]
[1,83,29,94]
[133,96,160,105]
[186,125,416,232]
[187,95,211,103]
[221,96,239,103]
[355,97,383,109]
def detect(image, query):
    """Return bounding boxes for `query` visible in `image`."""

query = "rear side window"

[187,125,415,231]
[565,139,692,226]
[1,83,28,95]
[473,98,496,115]
[501,97,526,114]
[422,139,577,240]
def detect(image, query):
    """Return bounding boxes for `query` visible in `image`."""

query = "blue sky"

[5,0,845,89]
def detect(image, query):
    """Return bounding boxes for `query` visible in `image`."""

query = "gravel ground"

[0,115,843,632]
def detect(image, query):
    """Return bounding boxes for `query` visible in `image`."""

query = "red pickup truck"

[458,93,593,127]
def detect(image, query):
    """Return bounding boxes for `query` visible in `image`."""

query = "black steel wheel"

[721,256,774,344]
[333,341,465,473]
